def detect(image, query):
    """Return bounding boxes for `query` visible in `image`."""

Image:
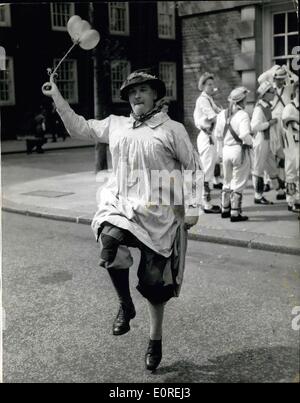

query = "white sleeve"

[202,97,217,121]
[251,107,270,133]
[257,65,280,84]
[286,68,299,84]
[193,98,202,130]
[238,113,252,145]
[53,91,110,143]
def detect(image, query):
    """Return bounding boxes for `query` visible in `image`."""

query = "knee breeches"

[197,131,217,183]
[98,222,178,304]
[252,133,278,179]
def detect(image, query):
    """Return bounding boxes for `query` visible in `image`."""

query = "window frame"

[272,10,298,67]
[110,59,131,103]
[0,57,16,106]
[157,1,176,40]
[0,4,11,27]
[159,61,177,101]
[53,58,78,104]
[108,2,130,36]
[50,2,75,32]
[262,3,298,72]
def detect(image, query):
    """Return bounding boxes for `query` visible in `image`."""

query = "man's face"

[264,88,276,102]
[275,78,285,88]
[203,79,215,96]
[128,83,157,115]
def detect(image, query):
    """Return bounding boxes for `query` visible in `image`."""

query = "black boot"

[145,339,162,371]
[254,196,273,205]
[113,303,136,336]
[204,205,221,214]
[230,215,248,222]
[107,268,136,336]
[221,211,230,218]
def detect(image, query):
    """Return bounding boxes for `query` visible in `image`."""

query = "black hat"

[120,70,166,101]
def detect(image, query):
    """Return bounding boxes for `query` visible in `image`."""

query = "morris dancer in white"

[251,81,284,204]
[258,64,298,198]
[282,82,300,213]
[193,72,222,213]
[215,87,253,222]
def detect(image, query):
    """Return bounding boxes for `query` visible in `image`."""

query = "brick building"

[178,0,299,145]
[0,2,183,140]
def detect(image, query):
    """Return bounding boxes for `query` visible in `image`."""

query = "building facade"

[178,0,299,145]
[0,2,183,140]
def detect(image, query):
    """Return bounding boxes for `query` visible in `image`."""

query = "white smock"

[53,91,200,258]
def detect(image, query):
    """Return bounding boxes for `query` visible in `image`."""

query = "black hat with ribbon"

[120,70,166,101]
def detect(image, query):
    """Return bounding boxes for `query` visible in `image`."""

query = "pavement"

[1,135,94,154]
[1,138,300,256]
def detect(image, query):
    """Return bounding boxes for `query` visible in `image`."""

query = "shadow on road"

[247,215,297,222]
[244,204,288,212]
[153,346,299,383]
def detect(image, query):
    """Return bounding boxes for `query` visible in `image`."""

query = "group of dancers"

[193,65,299,221]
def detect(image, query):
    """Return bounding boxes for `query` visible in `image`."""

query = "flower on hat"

[273,66,288,79]
[126,71,157,81]
[257,80,273,97]
[228,86,250,103]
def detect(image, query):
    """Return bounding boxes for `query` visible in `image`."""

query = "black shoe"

[213,183,223,190]
[204,205,221,214]
[288,205,293,211]
[221,211,230,218]
[145,339,162,371]
[254,197,273,205]
[230,215,248,222]
[112,303,136,336]
[264,184,271,192]
[276,192,286,200]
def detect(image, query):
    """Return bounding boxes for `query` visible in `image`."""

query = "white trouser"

[270,109,286,182]
[282,126,300,206]
[252,133,279,179]
[221,145,251,215]
[197,130,217,183]
[197,130,218,209]
[282,126,299,182]
[270,107,284,156]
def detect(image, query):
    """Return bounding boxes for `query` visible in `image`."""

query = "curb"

[3,205,300,256]
[1,144,94,155]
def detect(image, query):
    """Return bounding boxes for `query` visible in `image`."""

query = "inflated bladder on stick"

[68,16,91,42]
[42,15,100,91]
[79,29,100,50]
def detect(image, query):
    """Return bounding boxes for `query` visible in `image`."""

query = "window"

[272,11,298,73]
[0,57,15,106]
[159,62,177,100]
[54,59,78,104]
[108,2,129,35]
[0,4,11,27]
[157,2,175,39]
[0,46,5,70]
[110,60,131,102]
[50,2,75,31]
